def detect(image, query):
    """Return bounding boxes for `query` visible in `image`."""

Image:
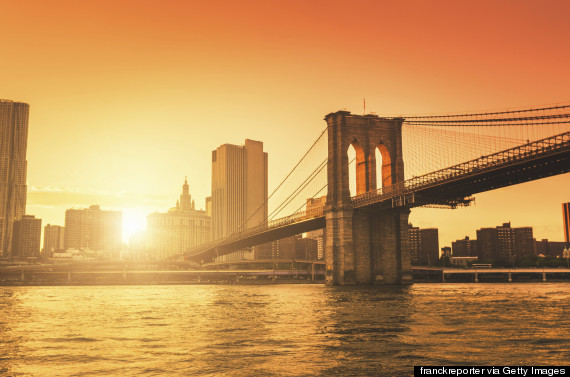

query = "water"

[1,283,568,376]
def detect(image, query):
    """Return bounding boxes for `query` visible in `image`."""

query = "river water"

[0,283,568,376]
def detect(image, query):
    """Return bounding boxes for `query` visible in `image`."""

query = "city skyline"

[1,0,569,248]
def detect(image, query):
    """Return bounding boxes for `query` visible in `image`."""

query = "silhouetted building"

[441,246,451,257]
[452,236,478,257]
[43,224,65,256]
[253,242,274,260]
[12,215,41,260]
[409,225,421,263]
[409,224,439,265]
[535,239,566,258]
[64,205,122,253]
[421,228,439,266]
[211,139,268,240]
[147,178,211,260]
[476,222,534,265]
[253,235,318,261]
[0,100,29,258]
[562,203,570,246]
[296,237,318,260]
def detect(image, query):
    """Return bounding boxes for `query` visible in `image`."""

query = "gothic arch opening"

[347,140,366,197]
[375,144,392,190]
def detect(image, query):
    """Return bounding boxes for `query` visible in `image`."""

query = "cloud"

[27,186,170,209]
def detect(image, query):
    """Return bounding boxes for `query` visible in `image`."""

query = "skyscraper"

[211,139,268,240]
[0,99,30,258]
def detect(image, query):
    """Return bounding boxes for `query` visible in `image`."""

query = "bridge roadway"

[184,131,570,263]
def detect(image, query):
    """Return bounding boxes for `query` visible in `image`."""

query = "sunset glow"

[1,0,569,248]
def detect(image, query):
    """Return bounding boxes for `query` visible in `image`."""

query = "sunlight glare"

[122,208,147,244]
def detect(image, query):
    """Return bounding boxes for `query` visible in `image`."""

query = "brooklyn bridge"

[183,104,570,285]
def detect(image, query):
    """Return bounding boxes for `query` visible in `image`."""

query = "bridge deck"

[184,131,570,262]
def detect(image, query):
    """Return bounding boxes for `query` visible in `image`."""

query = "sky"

[1,0,569,248]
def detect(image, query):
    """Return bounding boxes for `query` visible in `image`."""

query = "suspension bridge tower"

[324,110,412,285]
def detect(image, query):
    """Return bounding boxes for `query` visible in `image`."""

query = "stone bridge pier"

[324,111,412,285]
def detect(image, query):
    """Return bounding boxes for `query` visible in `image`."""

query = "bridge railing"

[185,205,326,257]
[221,206,325,244]
[352,131,570,208]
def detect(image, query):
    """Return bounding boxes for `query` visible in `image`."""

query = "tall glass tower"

[0,99,30,258]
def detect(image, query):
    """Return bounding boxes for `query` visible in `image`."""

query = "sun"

[122,208,147,244]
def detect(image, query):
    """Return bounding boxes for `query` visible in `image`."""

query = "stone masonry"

[324,110,412,285]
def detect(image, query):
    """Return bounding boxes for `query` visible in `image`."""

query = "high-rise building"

[476,222,534,265]
[43,224,65,256]
[211,139,268,240]
[535,239,566,258]
[562,203,570,246]
[12,215,41,260]
[421,228,440,266]
[296,237,318,260]
[408,224,440,265]
[409,225,421,264]
[64,205,122,253]
[0,99,30,258]
[147,178,212,260]
[452,236,478,257]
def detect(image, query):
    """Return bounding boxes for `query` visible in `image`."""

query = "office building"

[409,225,440,265]
[0,100,30,258]
[296,237,318,260]
[409,225,421,264]
[421,228,439,266]
[12,215,41,260]
[211,139,268,240]
[147,178,212,260]
[64,205,122,253]
[476,222,534,265]
[43,224,65,256]
[535,239,566,258]
[452,236,478,257]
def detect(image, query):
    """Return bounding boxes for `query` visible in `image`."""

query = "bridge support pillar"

[370,209,412,285]
[324,110,410,286]
[325,207,412,285]
[325,207,354,285]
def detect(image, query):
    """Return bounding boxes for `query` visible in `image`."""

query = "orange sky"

[1,0,569,247]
